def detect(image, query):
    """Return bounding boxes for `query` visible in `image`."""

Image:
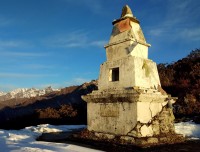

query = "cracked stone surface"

[137,102,151,123]
[150,102,163,118]
[140,125,153,137]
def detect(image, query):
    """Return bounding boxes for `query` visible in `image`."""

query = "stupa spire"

[113,4,139,25]
[121,5,133,18]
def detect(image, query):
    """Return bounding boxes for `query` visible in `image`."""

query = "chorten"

[82,5,184,146]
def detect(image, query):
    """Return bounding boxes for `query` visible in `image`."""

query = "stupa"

[82,5,184,146]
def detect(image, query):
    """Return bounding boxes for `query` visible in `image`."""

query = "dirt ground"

[38,131,200,152]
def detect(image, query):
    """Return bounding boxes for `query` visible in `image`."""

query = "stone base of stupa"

[82,88,185,146]
[76,129,185,147]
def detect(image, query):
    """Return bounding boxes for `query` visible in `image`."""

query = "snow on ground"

[0,124,103,152]
[175,121,200,140]
[0,122,200,152]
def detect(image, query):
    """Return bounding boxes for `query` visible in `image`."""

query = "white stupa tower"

[82,5,184,146]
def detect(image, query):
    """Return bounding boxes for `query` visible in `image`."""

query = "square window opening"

[109,68,119,82]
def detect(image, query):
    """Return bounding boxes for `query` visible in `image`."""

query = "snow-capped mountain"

[0,87,60,101]
[0,91,6,96]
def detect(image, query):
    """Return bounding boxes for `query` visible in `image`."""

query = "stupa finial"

[121,5,133,18]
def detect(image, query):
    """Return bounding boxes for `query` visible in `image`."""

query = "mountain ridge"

[0,86,60,102]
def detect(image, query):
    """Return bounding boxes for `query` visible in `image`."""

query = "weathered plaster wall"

[106,40,148,61]
[106,41,132,61]
[134,58,161,89]
[130,21,146,43]
[129,42,148,59]
[129,107,175,138]
[87,102,137,135]
[98,56,160,90]
[86,90,174,137]
[109,29,131,45]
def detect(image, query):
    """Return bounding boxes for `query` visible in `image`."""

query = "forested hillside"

[157,49,200,118]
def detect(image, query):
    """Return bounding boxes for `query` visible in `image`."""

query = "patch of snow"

[26,124,86,134]
[175,121,200,139]
[0,124,103,152]
[0,122,199,152]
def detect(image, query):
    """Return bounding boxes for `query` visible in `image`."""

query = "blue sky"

[0,0,199,92]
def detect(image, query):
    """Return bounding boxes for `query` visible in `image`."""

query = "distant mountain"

[0,80,98,129]
[0,91,6,96]
[0,87,60,102]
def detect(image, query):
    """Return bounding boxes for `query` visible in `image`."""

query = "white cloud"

[1,51,46,57]
[0,73,58,78]
[44,30,84,48]
[90,40,107,48]
[21,64,55,70]
[180,28,200,41]
[146,0,200,42]
[45,30,106,48]
[0,40,30,48]
[148,26,200,42]
[148,29,166,37]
